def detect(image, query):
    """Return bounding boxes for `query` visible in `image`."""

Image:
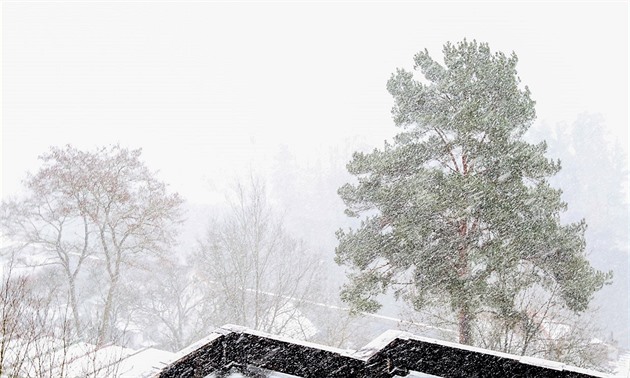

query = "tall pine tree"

[335,40,610,346]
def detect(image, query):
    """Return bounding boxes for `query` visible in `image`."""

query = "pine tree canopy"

[335,40,611,345]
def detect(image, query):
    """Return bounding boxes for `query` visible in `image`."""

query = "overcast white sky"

[2,1,628,204]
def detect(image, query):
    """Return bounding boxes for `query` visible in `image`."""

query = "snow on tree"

[335,40,611,348]
[1,145,183,344]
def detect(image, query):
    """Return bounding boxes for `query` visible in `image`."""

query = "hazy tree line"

[1,40,628,375]
[529,114,629,349]
[0,147,330,373]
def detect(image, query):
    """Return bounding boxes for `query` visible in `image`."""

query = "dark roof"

[156,325,608,378]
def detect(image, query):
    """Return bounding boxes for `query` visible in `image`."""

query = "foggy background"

[2,0,628,350]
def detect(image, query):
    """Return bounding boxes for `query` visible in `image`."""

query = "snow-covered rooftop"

[155,325,612,378]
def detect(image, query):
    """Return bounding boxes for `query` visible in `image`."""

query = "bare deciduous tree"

[126,256,218,351]
[1,250,73,377]
[1,145,183,344]
[1,251,131,377]
[195,178,321,339]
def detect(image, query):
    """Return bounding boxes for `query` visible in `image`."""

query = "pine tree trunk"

[458,306,472,345]
[457,219,472,345]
